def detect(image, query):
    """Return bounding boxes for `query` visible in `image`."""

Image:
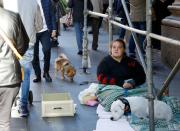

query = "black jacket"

[68,0,84,23]
[97,55,146,87]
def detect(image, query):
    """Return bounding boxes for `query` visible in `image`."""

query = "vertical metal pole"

[121,0,147,72]
[146,0,155,131]
[82,0,88,73]
[108,0,113,45]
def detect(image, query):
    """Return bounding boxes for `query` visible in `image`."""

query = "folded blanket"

[96,84,147,111]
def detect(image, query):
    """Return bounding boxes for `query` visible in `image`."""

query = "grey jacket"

[0,8,29,87]
[129,0,146,22]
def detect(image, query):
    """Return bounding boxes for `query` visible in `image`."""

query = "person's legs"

[128,22,139,58]
[139,22,146,55]
[92,17,100,50]
[32,33,41,81]
[98,4,108,28]
[18,63,32,116]
[119,28,126,39]
[119,20,126,39]
[0,86,20,131]
[74,22,83,54]
[39,30,52,82]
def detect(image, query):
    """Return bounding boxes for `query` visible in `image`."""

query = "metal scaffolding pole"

[108,0,113,45]
[121,0,147,73]
[83,0,180,130]
[82,0,89,73]
[158,58,180,99]
[146,0,155,130]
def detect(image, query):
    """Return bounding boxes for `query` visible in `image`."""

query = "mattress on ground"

[96,104,134,131]
[96,119,134,131]
[96,104,112,119]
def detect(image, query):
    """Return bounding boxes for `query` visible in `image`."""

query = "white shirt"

[3,0,43,64]
[36,0,48,32]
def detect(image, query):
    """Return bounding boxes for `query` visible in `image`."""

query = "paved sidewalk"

[10,26,180,131]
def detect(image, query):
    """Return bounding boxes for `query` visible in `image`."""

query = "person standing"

[90,0,103,50]
[128,0,146,58]
[3,0,43,117]
[98,0,109,29]
[0,1,29,130]
[32,0,57,82]
[51,0,62,47]
[68,0,84,55]
[113,0,130,39]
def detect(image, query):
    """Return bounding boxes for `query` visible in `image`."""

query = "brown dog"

[55,54,76,81]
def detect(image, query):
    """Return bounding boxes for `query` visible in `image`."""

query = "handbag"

[65,9,73,26]
[0,27,24,80]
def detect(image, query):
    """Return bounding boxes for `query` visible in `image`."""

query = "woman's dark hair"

[109,39,126,54]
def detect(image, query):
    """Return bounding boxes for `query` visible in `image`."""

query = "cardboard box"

[42,93,74,117]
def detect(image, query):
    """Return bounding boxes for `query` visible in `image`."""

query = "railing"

[82,0,180,131]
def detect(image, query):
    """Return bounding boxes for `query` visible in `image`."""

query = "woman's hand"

[123,82,134,89]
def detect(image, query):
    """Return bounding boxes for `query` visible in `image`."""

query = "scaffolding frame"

[82,0,180,131]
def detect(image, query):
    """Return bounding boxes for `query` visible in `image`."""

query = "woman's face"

[111,41,125,58]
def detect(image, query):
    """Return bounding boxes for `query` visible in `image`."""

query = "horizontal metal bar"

[87,11,180,48]
[149,33,180,46]
[88,11,108,18]
[110,20,147,35]
[110,20,180,47]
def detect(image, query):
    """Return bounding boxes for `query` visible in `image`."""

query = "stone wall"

[161,0,180,69]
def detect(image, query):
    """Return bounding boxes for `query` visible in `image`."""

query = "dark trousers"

[32,30,51,77]
[98,4,109,28]
[92,17,100,49]
[129,22,146,56]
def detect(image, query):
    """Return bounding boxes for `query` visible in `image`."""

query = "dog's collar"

[118,97,131,116]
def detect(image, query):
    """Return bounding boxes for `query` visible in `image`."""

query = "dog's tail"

[59,53,68,60]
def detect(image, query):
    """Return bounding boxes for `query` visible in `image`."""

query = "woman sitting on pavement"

[97,39,146,89]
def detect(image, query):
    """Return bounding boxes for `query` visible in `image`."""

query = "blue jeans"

[74,22,83,51]
[119,19,127,39]
[129,22,146,56]
[19,62,32,107]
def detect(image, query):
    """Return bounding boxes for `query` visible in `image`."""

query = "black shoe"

[92,47,97,51]
[77,50,83,55]
[51,40,59,47]
[88,30,93,34]
[33,77,41,83]
[43,73,52,82]
[92,45,98,51]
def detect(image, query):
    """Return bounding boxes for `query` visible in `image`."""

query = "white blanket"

[96,119,134,131]
[95,104,134,131]
[96,104,112,119]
